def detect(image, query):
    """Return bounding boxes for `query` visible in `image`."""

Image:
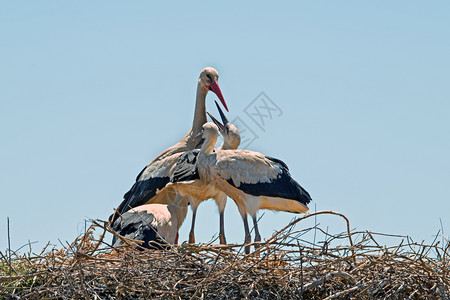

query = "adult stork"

[112,195,188,249]
[110,67,228,223]
[170,122,312,254]
[171,101,240,244]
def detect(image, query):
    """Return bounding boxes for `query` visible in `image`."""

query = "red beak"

[209,81,229,112]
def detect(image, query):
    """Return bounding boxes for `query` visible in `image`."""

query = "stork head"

[199,67,228,111]
[207,101,241,150]
[194,122,220,154]
[200,122,219,139]
[195,122,219,144]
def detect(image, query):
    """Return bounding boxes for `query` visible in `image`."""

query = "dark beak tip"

[214,100,229,125]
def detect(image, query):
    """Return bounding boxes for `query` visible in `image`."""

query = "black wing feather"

[112,211,167,250]
[171,150,200,183]
[226,159,311,206]
[116,176,170,215]
[265,156,290,171]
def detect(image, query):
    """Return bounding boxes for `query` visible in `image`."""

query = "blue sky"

[1,2,449,252]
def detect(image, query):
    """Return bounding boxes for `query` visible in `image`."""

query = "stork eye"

[206,74,212,81]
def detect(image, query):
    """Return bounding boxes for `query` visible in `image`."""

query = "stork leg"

[252,214,261,249]
[232,198,251,254]
[242,214,251,254]
[189,208,197,244]
[219,210,227,244]
[215,194,228,245]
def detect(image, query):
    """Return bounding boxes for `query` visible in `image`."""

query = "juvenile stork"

[110,68,228,223]
[112,194,188,249]
[170,122,312,253]
[170,101,240,244]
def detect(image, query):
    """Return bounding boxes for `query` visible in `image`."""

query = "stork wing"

[171,150,200,183]
[215,150,280,185]
[113,152,183,218]
[215,150,312,205]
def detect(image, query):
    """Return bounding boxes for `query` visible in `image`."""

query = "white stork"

[110,67,228,224]
[171,101,240,244]
[112,195,188,249]
[169,122,312,254]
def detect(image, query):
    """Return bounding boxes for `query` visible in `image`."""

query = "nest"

[1,211,449,299]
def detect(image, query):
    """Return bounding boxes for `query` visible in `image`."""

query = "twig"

[303,271,356,291]
[323,284,363,300]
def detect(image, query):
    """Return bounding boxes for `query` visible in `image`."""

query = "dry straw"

[1,211,449,299]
